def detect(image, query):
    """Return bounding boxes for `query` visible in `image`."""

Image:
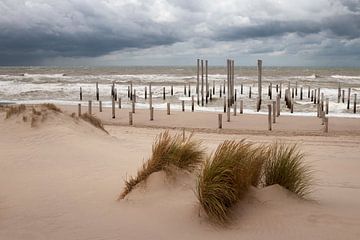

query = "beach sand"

[0,105,360,239]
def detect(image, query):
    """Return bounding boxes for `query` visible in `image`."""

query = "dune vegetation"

[119,130,205,200]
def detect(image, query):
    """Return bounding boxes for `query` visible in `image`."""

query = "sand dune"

[0,106,360,239]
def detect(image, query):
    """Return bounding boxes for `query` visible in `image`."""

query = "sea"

[0,66,359,117]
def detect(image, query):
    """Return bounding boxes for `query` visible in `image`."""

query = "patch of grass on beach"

[119,130,204,200]
[196,140,265,224]
[5,104,26,119]
[80,113,108,134]
[263,142,313,198]
[41,103,62,113]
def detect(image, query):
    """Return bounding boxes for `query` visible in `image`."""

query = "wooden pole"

[233,101,237,116]
[171,85,173,96]
[308,86,310,98]
[338,83,341,103]
[130,82,133,101]
[290,102,294,114]
[118,97,121,109]
[88,100,92,115]
[279,83,282,99]
[241,84,243,94]
[145,86,147,100]
[163,87,166,100]
[219,85,222,98]
[188,83,191,97]
[300,87,303,100]
[99,100,102,112]
[205,60,208,104]
[342,89,345,103]
[129,112,133,125]
[277,94,280,117]
[227,106,230,122]
[272,101,276,123]
[184,83,186,96]
[196,59,199,94]
[182,100,185,112]
[268,104,272,131]
[133,89,136,103]
[240,99,243,114]
[167,102,170,115]
[213,80,215,95]
[78,103,81,117]
[326,98,329,114]
[132,100,135,113]
[96,82,99,101]
[311,90,314,102]
[295,82,298,96]
[223,97,226,113]
[149,83,152,110]
[317,88,320,104]
[257,60,262,110]
[112,99,115,118]
[347,88,351,109]
[354,94,357,114]
[218,114,222,129]
[314,89,317,104]
[324,117,328,133]
[150,107,154,121]
[201,60,204,106]
[191,95,194,112]
[269,83,272,100]
[249,86,252,98]
[80,87,82,101]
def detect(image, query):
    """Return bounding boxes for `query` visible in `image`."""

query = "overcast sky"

[0,0,359,66]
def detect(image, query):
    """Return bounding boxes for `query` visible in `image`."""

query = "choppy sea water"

[0,66,359,117]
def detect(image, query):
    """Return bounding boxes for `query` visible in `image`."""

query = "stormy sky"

[0,0,359,66]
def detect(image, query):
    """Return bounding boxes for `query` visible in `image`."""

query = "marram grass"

[80,113,108,133]
[119,130,204,200]
[196,140,266,224]
[263,142,313,198]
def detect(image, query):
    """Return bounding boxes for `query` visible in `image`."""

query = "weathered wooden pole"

[227,106,230,122]
[290,101,294,114]
[324,117,328,133]
[279,83,282,99]
[342,89,345,103]
[223,97,227,113]
[240,99,243,114]
[218,114,222,129]
[347,88,351,109]
[213,80,215,95]
[314,89,317,104]
[191,95,194,112]
[163,87,166,100]
[201,60,204,106]
[241,84,243,94]
[145,86,147,100]
[277,94,280,117]
[338,83,341,103]
[118,97,121,109]
[88,100,92,115]
[129,112,133,125]
[311,90,314,102]
[269,83,272,100]
[149,83,152,110]
[219,85,222,97]
[112,99,115,119]
[188,83,191,97]
[295,82,298,96]
[233,101,237,116]
[326,98,329,114]
[167,102,170,115]
[130,82,133,101]
[133,89,136,103]
[196,59,200,95]
[150,107,154,121]
[132,100,135,113]
[205,60,209,104]
[257,59,262,111]
[182,100,185,112]
[96,82,99,101]
[171,85,174,96]
[268,104,272,131]
[127,86,130,98]
[354,94,357,114]
[300,87,303,100]
[184,83,187,96]
[78,103,81,117]
[308,86,310,98]
[317,88,320,104]
[99,100,102,112]
[249,86,252,99]
[80,87,82,101]
[272,101,276,123]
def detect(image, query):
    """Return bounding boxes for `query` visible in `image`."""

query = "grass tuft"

[5,104,26,119]
[263,142,312,198]
[119,131,204,200]
[80,113,108,134]
[42,103,62,113]
[196,140,265,224]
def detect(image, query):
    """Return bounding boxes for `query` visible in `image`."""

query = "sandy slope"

[0,107,360,239]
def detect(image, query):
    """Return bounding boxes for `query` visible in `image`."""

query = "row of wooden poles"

[76,59,357,132]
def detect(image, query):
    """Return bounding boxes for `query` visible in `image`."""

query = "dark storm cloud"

[0,0,359,65]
